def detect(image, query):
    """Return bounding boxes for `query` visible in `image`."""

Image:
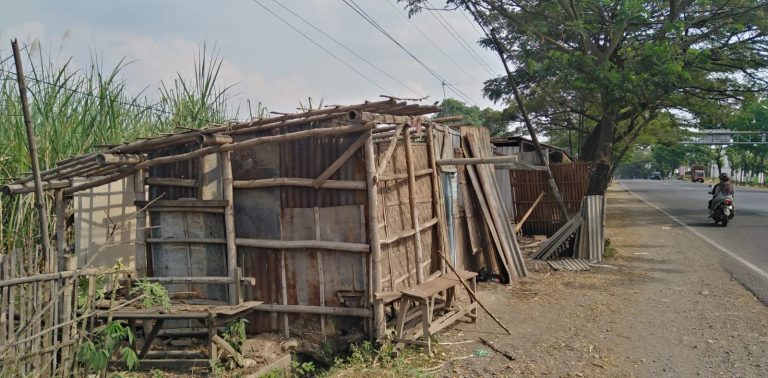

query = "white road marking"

[620,183,768,281]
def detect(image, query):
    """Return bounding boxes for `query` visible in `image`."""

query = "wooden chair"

[395,270,478,355]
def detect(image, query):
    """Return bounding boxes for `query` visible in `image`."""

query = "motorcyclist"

[709,172,734,214]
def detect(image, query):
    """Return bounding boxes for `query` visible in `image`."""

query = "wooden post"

[11,39,52,269]
[426,125,449,273]
[363,131,385,340]
[314,207,326,342]
[59,254,76,370]
[403,127,424,284]
[133,170,147,277]
[220,152,238,304]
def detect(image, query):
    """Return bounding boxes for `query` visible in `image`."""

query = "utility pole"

[11,39,53,270]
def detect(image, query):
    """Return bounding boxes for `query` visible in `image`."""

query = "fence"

[0,248,123,376]
[508,162,591,236]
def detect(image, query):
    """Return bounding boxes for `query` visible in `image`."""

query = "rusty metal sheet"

[231,134,283,332]
[148,143,198,200]
[148,211,226,299]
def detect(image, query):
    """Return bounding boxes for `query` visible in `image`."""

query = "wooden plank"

[403,129,423,284]
[235,238,369,253]
[145,177,197,188]
[465,133,524,280]
[254,304,372,317]
[233,177,365,190]
[463,161,512,281]
[515,191,545,233]
[134,199,227,208]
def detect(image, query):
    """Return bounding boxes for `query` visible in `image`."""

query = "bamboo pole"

[403,127,424,284]
[426,125,450,273]
[364,131,386,340]
[95,153,145,166]
[11,39,52,265]
[220,152,237,305]
[436,156,532,166]
[1,180,70,196]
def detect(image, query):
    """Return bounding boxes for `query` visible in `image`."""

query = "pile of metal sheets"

[576,195,605,261]
[533,215,583,260]
[548,258,592,271]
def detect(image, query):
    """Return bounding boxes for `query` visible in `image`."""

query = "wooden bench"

[395,270,478,355]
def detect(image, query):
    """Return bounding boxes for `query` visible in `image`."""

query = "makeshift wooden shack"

[2,100,527,363]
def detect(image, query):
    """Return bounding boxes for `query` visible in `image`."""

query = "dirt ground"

[429,185,768,377]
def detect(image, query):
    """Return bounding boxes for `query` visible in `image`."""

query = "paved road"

[619,179,768,302]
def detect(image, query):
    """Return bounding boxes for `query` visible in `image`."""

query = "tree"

[435,98,512,135]
[402,0,768,194]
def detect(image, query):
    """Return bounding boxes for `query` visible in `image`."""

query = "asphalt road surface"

[619,179,768,303]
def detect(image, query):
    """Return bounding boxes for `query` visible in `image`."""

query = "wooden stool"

[395,270,478,355]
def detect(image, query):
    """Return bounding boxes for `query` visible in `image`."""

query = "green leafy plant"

[291,359,316,377]
[76,320,138,372]
[130,279,171,309]
[77,274,107,308]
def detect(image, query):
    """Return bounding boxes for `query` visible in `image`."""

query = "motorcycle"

[708,187,734,227]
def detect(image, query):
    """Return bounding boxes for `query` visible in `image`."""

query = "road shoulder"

[432,184,768,377]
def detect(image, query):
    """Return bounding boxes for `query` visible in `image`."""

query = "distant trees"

[403,0,768,194]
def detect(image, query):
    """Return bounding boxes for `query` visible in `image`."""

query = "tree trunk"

[580,105,617,195]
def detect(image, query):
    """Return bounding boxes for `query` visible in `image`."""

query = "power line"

[383,0,484,86]
[269,0,424,98]
[252,0,392,96]
[423,1,497,77]
[341,0,481,106]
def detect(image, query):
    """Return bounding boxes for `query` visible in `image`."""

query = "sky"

[0,0,505,118]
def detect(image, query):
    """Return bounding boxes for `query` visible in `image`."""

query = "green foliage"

[292,360,317,377]
[403,0,768,193]
[77,274,107,308]
[220,318,249,369]
[76,320,138,373]
[130,279,171,309]
[436,98,512,136]
[0,43,242,253]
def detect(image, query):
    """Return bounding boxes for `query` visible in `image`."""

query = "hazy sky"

[0,0,504,117]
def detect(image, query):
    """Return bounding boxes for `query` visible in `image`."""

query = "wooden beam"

[133,170,147,277]
[312,132,368,189]
[2,180,70,196]
[145,177,197,188]
[364,131,386,340]
[134,199,227,208]
[233,178,365,190]
[378,169,432,181]
[254,304,372,317]
[514,192,545,233]
[437,156,521,166]
[221,151,238,305]
[235,238,370,253]
[403,127,425,284]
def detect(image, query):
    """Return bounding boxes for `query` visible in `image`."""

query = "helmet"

[719,173,730,181]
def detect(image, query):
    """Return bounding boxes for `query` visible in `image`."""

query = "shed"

[3,99,527,349]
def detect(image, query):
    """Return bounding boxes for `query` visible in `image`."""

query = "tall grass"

[0,43,242,254]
